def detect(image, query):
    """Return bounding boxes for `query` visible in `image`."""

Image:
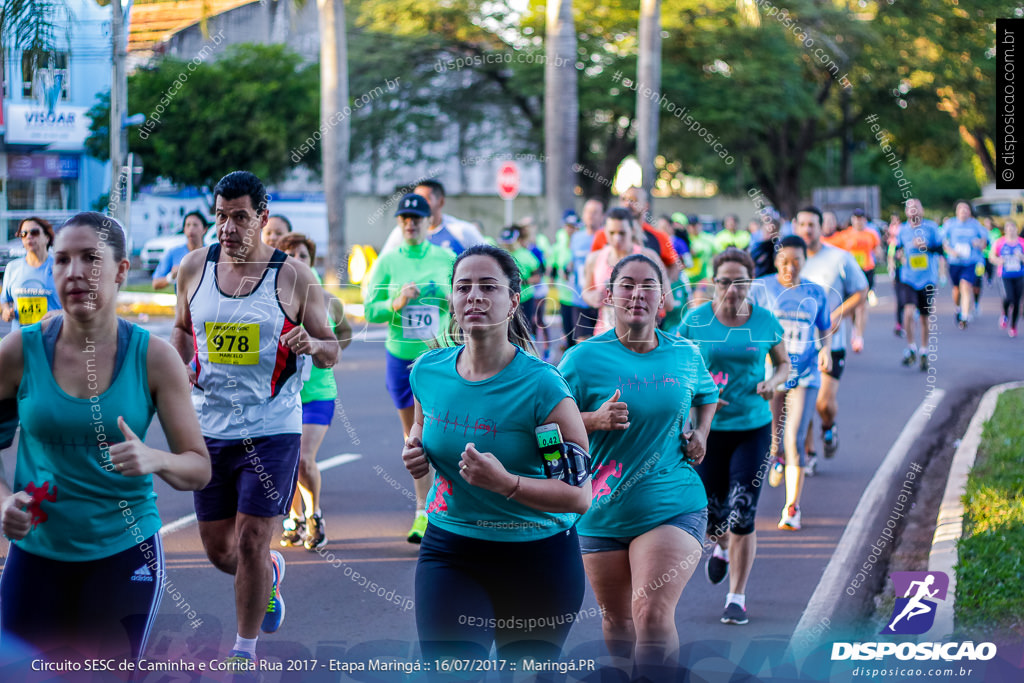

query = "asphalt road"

[1,275,1022,682]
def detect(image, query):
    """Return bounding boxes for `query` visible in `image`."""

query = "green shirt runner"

[362,240,455,360]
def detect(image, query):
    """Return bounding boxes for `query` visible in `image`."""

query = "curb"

[927,381,1024,640]
[788,389,946,659]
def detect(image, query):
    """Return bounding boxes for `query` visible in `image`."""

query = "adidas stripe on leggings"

[0,534,164,662]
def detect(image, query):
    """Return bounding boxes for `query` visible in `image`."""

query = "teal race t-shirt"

[676,302,783,431]
[557,329,719,538]
[411,345,578,541]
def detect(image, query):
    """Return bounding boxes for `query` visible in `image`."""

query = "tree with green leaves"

[0,0,67,57]
[85,43,320,188]
[854,1,1020,188]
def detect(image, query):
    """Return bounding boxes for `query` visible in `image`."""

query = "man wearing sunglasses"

[1,218,61,329]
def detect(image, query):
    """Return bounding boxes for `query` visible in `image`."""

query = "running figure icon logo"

[881,571,949,635]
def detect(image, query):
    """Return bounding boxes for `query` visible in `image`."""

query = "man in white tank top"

[170,171,338,667]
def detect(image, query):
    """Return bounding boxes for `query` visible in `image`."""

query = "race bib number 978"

[206,322,259,364]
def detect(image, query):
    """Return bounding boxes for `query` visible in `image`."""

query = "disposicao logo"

[831,571,997,663]
[882,571,948,635]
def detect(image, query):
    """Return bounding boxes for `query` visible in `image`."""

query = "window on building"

[6,178,76,212]
[21,52,70,102]
[6,180,34,211]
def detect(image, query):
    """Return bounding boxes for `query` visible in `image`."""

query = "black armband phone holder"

[563,441,592,487]
[0,397,18,450]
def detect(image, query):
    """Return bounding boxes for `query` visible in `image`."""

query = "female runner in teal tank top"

[0,213,210,665]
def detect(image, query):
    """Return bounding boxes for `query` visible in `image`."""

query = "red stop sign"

[497,161,520,200]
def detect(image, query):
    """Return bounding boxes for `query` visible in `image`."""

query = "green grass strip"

[955,388,1024,638]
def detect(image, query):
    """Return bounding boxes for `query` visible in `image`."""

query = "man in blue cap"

[362,192,456,542]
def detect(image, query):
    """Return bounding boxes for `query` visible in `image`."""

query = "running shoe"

[261,551,286,633]
[706,554,729,585]
[920,353,929,372]
[280,518,305,548]
[893,323,903,337]
[822,425,839,459]
[867,290,878,307]
[1011,327,1019,339]
[304,513,327,551]
[804,455,818,477]
[721,602,749,625]
[851,335,864,353]
[1000,315,1008,330]
[223,650,259,681]
[407,511,428,544]
[958,317,968,330]
[901,347,916,366]
[778,505,802,531]
[767,457,784,487]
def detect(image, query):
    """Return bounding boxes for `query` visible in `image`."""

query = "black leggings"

[559,303,580,348]
[415,524,584,678]
[0,535,163,662]
[695,425,773,536]
[1003,277,1024,327]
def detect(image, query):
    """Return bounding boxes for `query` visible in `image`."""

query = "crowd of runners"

[0,169,1021,680]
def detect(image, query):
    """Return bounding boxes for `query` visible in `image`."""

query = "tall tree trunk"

[636,0,661,209]
[840,86,853,185]
[545,0,578,234]
[319,0,349,284]
[110,0,127,226]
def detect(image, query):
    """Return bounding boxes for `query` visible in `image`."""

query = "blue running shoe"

[822,424,838,459]
[261,550,286,633]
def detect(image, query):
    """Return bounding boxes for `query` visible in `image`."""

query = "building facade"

[1,0,112,241]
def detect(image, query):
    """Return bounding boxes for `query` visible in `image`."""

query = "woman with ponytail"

[402,244,590,676]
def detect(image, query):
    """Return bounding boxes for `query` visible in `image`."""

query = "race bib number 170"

[402,304,440,340]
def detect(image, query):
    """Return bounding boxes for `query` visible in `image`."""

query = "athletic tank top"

[300,305,338,403]
[593,245,642,335]
[15,318,159,561]
[189,244,303,439]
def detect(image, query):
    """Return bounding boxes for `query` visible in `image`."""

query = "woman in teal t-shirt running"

[0,213,210,664]
[402,244,590,674]
[558,253,719,681]
[677,248,790,626]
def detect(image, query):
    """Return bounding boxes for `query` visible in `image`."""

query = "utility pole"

[109,0,128,226]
